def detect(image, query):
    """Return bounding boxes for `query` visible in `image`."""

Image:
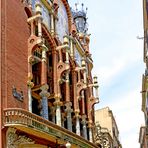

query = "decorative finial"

[86,7,88,14]
[82,3,84,11]
[75,3,78,11]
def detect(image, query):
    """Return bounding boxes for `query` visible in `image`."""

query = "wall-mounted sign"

[56,0,69,42]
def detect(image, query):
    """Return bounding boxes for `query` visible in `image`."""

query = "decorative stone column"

[65,102,73,131]
[81,115,87,140]
[81,58,87,84]
[88,120,93,142]
[40,84,50,120]
[35,2,42,37]
[50,13,55,36]
[75,110,81,136]
[27,80,34,112]
[70,38,74,59]
[81,90,87,139]
[53,98,63,126]
[64,66,73,131]
[39,41,49,119]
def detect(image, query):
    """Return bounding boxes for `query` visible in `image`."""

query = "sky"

[69,0,145,147]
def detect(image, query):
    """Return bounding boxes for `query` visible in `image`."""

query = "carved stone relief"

[7,128,35,148]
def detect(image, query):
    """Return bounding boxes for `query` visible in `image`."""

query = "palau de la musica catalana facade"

[0,0,102,147]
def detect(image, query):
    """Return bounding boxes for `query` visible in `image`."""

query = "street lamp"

[65,141,71,148]
[72,3,88,33]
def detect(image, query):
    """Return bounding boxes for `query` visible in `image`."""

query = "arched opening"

[24,7,32,18]
[32,97,41,116]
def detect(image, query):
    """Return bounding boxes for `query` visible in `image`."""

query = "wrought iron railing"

[3,108,97,148]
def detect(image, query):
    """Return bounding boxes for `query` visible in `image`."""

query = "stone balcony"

[3,108,97,148]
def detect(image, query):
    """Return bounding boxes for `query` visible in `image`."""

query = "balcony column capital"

[40,84,50,98]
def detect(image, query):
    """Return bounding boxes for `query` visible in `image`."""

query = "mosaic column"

[65,102,73,131]
[40,44,49,119]
[75,111,81,136]
[40,84,50,120]
[54,98,63,126]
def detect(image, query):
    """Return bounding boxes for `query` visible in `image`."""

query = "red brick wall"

[2,0,30,109]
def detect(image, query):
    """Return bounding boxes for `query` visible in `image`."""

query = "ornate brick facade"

[0,0,99,147]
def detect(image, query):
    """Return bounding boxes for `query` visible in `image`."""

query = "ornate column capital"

[27,80,34,88]
[74,109,81,118]
[28,55,35,64]
[40,84,50,97]
[53,97,63,106]
[81,114,87,124]
[65,102,73,112]
[27,73,34,88]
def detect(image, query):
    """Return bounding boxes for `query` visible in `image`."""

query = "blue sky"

[69,0,145,147]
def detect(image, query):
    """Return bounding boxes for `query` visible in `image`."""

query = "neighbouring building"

[140,0,148,147]
[139,126,148,148]
[95,107,122,148]
[0,0,100,147]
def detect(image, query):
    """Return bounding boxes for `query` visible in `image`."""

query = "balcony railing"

[3,108,97,148]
